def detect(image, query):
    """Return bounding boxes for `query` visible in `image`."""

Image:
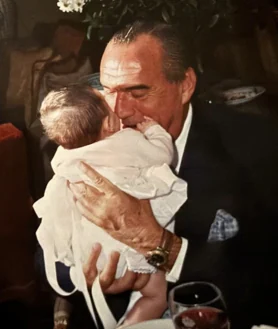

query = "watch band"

[146,229,174,269]
[160,228,173,252]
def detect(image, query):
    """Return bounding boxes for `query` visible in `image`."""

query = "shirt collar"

[174,103,193,173]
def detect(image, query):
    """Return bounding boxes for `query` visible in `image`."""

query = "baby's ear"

[102,116,110,133]
[100,113,120,139]
[107,111,120,133]
[98,116,110,141]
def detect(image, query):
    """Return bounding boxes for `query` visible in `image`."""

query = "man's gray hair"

[111,21,191,83]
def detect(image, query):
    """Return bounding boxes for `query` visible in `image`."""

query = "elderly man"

[40,21,278,329]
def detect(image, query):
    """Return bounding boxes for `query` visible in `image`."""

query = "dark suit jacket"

[174,100,278,328]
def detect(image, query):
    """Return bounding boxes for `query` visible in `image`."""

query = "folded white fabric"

[34,126,188,328]
[36,127,187,275]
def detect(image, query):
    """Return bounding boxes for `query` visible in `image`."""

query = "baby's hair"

[40,84,109,149]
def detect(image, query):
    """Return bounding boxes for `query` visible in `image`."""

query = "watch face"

[150,253,165,266]
[146,249,168,267]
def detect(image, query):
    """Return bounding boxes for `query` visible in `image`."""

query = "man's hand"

[83,243,150,294]
[69,162,163,256]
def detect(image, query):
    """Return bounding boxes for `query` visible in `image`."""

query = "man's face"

[100,34,196,140]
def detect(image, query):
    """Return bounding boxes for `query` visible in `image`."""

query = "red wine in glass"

[174,306,230,329]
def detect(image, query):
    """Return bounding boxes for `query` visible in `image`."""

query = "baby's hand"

[137,117,158,133]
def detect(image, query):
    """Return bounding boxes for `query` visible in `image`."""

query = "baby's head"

[40,85,119,149]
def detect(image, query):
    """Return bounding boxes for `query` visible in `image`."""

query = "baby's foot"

[137,117,158,133]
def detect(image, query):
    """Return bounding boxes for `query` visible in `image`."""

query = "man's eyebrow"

[102,84,150,91]
[124,85,150,91]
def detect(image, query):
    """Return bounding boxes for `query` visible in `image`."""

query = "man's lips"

[121,114,146,128]
[122,124,136,129]
[121,116,146,129]
[121,120,138,129]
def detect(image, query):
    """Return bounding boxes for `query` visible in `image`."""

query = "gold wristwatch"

[146,229,173,269]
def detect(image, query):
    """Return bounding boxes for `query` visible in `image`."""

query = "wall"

[14,0,80,37]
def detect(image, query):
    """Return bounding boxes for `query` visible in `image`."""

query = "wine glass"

[169,281,230,329]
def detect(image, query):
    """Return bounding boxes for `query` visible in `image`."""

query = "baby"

[34,85,187,328]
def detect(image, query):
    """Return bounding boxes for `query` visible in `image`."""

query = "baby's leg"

[121,271,167,327]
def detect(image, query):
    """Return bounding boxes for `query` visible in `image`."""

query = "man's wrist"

[139,228,182,272]
[164,234,182,271]
[136,225,164,256]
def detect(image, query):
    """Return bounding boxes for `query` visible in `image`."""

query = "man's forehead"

[101,57,142,76]
[100,36,162,78]
[100,59,145,89]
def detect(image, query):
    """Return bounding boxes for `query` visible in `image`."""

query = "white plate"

[221,86,266,105]
[125,319,175,329]
[251,324,277,329]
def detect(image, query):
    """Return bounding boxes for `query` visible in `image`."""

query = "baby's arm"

[121,271,168,328]
[136,117,174,165]
[137,117,158,133]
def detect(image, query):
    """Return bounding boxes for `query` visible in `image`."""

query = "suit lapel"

[175,104,241,241]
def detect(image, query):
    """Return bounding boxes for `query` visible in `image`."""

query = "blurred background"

[1,1,278,328]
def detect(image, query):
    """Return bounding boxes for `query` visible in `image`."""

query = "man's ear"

[181,67,197,105]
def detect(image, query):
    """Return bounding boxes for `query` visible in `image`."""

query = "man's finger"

[83,243,101,274]
[100,251,120,290]
[69,182,86,199]
[75,200,104,227]
[83,243,102,286]
[79,162,114,192]
[69,182,102,201]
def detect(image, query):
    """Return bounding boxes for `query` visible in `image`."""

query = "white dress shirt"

[166,104,193,282]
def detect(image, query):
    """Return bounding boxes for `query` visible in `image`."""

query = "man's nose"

[113,92,134,119]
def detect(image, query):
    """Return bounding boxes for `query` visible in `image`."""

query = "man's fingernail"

[69,182,77,191]
[110,250,120,258]
[78,161,86,171]
[92,243,101,251]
